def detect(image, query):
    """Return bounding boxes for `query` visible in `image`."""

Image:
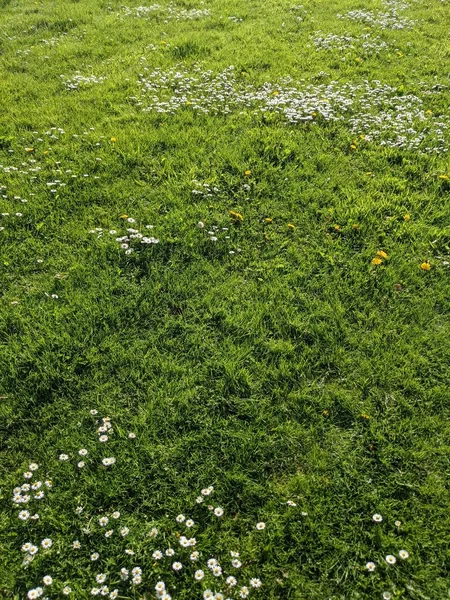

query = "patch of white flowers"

[134,65,448,153]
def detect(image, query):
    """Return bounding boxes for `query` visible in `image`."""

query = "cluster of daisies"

[364,513,410,578]
[62,73,106,92]
[121,4,211,22]
[12,410,273,599]
[134,65,448,153]
[89,217,159,254]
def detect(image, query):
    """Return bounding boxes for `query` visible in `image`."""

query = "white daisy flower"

[195,569,205,580]
[31,482,41,490]
[155,582,166,593]
[152,550,163,560]
[232,559,242,568]
[287,500,297,506]
[131,575,141,585]
[399,550,409,559]
[214,507,224,517]
[196,496,204,503]
[372,513,383,523]
[256,522,266,530]
[120,527,129,536]
[73,540,81,548]
[208,558,218,568]
[230,551,239,557]
[226,576,237,586]
[90,409,98,415]
[165,548,175,556]
[109,590,118,599]
[18,510,30,520]
[212,565,222,576]
[366,562,376,571]
[385,555,396,565]
[79,449,88,456]
[382,593,392,600]
[186,519,194,527]
[112,511,120,519]
[176,514,185,523]
[99,435,108,442]
[29,463,39,471]
[149,527,158,537]
[41,538,52,549]
[203,591,214,599]
[128,432,136,439]
[96,574,107,584]
[105,530,113,538]
[45,480,52,488]
[394,520,402,528]
[172,561,182,571]
[99,517,109,526]
[120,568,129,580]
[77,461,85,468]
[131,567,142,576]
[91,588,100,596]
[24,472,33,479]
[239,587,249,598]
[30,513,39,520]
[59,454,69,461]
[91,553,100,561]
[250,578,262,587]
[62,587,72,595]
[43,576,53,586]
[190,551,199,561]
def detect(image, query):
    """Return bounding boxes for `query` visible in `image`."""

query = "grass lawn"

[1,0,450,598]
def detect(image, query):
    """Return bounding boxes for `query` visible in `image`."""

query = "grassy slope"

[1,0,450,598]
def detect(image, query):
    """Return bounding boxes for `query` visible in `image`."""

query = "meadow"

[1,0,450,598]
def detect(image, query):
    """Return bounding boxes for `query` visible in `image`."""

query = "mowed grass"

[1,0,450,598]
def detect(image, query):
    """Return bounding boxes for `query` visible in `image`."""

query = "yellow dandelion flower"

[110,137,117,142]
[376,250,388,259]
[25,147,34,152]
[333,225,341,231]
[352,224,360,230]
[425,110,432,115]
[371,257,383,266]
[322,410,329,417]
[244,170,251,176]
[420,262,431,270]
[360,413,370,420]
[439,174,449,180]
[350,144,357,150]
[120,214,128,219]
[404,214,411,221]
[287,223,296,230]
[265,218,273,223]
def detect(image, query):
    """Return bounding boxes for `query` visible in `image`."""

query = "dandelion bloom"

[420,262,431,270]
[371,257,383,266]
[376,250,388,259]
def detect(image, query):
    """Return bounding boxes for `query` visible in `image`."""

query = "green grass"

[1,0,450,598]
